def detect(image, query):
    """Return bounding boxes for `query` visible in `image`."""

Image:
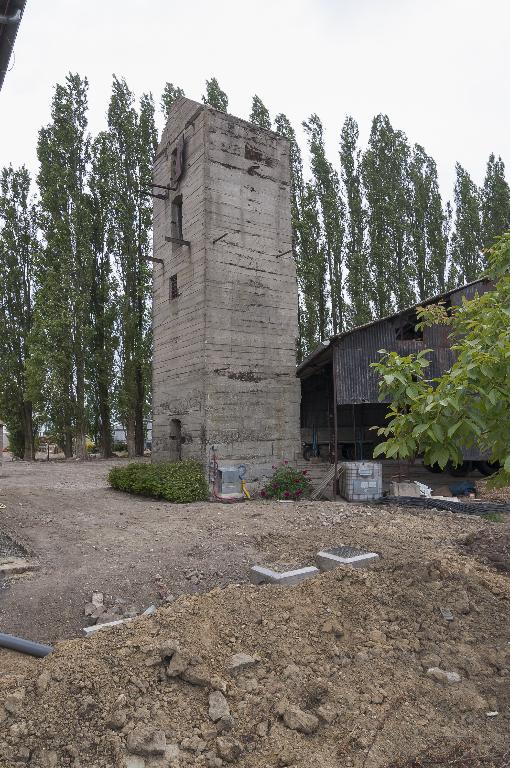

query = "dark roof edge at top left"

[0,0,27,92]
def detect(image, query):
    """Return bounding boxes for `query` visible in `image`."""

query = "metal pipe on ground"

[0,632,53,657]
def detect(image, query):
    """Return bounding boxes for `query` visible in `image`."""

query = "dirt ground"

[0,457,510,767]
[0,456,508,645]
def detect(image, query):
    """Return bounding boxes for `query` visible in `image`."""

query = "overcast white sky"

[0,0,508,198]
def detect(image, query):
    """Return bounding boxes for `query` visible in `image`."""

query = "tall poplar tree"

[298,182,330,352]
[449,163,483,285]
[274,114,304,232]
[202,78,228,112]
[106,77,157,457]
[0,166,38,459]
[409,144,448,299]
[481,153,510,250]
[250,95,271,129]
[303,114,345,334]
[160,83,185,120]
[35,73,94,458]
[362,114,414,316]
[274,113,307,356]
[88,132,117,457]
[340,116,371,326]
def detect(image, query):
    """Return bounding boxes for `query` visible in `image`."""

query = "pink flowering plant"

[260,461,313,501]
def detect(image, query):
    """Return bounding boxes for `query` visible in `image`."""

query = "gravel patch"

[0,531,27,559]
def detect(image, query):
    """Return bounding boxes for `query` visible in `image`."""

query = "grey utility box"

[339,461,382,501]
[217,466,242,495]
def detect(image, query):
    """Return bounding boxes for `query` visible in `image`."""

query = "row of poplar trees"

[1,74,509,459]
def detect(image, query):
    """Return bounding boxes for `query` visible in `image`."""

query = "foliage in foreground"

[260,462,312,501]
[372,233,510,486]
[108,460,209,503]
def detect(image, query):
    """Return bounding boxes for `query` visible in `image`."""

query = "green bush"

[108,459,209,503]
[260,461,313,500]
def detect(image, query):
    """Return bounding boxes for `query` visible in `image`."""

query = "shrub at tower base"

[260,462,313,500]
[108,459,209,502]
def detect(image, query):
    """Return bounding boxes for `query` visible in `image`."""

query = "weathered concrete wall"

[152,97,301,477]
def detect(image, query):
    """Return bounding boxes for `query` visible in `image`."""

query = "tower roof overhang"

[0,0,26,92]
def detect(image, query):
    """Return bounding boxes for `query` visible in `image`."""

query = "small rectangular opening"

[170,148,178,182]
[171,195,183,240]
[169,274,178,300]
[395,310,423,341]
[170,136,185,184]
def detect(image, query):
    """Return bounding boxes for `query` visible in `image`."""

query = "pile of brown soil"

[458,529,510,574]
[0,546,509,768]
[387,739,509,767]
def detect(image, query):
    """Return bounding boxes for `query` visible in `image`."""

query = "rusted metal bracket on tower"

[274,249,294,259]
[143,182,179,200]
[165,236,191,247]
[141,255,164,265]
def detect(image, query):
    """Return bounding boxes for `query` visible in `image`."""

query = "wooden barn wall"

[334,281,492,405]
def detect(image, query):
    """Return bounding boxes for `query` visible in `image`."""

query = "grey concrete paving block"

[316,546,379,571]
[249,565,320,586]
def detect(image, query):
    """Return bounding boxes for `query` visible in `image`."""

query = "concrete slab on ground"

[316,546,379,570]
[249,565,319,586]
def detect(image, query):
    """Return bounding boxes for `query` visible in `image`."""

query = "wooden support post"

[332,356,339,500]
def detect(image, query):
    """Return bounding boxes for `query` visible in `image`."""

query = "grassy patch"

[480,511,504,523]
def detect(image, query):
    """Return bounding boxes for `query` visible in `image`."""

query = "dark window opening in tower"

[171,195,183,240]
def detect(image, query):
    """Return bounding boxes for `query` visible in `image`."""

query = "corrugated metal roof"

[296,277,490,377]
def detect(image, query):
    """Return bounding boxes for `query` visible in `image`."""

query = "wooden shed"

[297,278,492,463]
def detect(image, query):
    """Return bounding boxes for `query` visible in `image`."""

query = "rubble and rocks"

[4,688,24,715]
[0,546,509,768]
[216,736,243,763]
[227,653,258,675]
[209,691,230,722]
[426,667,462,685]
[281,704,319,734]
[83,592,142,627]
[126,725,166,756]
[0,531,28,559]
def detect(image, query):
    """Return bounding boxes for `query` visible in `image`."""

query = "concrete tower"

[151,97,300,479]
